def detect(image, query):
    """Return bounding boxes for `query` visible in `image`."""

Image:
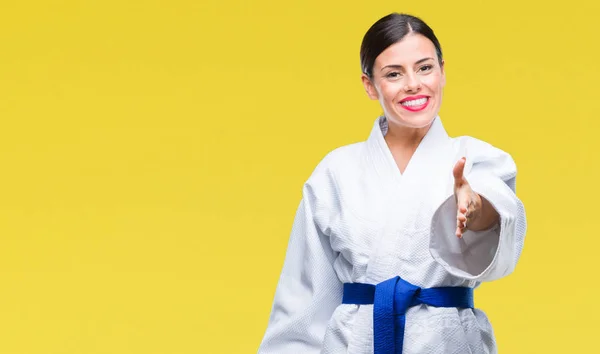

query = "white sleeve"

[257,181,343,353]
[429,140,527,282]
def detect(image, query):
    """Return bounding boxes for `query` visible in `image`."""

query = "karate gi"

[258,115,527,354]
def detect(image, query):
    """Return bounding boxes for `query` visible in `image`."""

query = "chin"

[389,112,436,129]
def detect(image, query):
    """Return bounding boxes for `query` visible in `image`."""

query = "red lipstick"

[399,95,430,112]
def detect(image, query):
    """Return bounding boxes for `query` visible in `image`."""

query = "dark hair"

[360,13,443,79]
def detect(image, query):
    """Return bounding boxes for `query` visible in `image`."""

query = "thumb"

[453,157,467,188]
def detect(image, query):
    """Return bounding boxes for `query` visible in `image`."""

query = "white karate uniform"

[258,115,527,354]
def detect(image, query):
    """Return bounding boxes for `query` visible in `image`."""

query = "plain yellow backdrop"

[0,0,598,353]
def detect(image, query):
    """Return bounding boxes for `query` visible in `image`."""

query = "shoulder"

[451,135,518,182]
[313,142,365,173]
[303,142,366,194]
[451,135,516,163]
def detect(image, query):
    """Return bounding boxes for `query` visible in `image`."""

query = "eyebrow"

[380,57,434,71]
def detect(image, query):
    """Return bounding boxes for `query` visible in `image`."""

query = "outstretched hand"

[453,157,483,238]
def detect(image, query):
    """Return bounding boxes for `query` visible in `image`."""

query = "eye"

[386,71,401,79]
[419,65,433,72]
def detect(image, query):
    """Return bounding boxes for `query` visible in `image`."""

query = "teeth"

[401,98,428,106]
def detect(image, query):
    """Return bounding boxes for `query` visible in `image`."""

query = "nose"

[404,73,421,92]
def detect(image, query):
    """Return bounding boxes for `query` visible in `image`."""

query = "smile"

[399,96,430,112]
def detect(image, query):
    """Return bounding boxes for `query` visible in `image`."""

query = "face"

[362,33,446,129]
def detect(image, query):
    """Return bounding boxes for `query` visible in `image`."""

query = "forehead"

[374,33,437,67]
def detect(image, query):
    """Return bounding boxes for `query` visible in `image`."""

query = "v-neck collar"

[366,115,450,184]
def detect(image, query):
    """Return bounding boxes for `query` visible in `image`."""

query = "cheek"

[379,82,402,103]
[424,74,444,92]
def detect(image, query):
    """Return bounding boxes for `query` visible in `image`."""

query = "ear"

[440,60,446,87]
[361,73,379,100]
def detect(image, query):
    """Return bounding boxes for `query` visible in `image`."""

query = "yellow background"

[0,0,597,353]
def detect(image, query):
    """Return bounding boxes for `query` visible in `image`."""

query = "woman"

[258,12,527,354]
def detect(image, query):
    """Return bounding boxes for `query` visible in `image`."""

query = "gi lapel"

[363,115,453,283]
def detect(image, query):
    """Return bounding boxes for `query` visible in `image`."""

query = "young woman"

[258,12,527,354]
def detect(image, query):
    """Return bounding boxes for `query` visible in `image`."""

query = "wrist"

[471,194,499,231]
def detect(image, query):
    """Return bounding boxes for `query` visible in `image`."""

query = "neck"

[384,119,433,151]
[383,119,434,175]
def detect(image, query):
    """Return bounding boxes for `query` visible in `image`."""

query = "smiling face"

[362,33,446,129]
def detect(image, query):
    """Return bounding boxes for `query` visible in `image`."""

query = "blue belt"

[342,276,474,354]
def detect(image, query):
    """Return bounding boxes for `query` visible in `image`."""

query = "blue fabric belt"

[342,276,474,354]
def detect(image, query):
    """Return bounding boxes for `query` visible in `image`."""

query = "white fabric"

[258,116,527,354]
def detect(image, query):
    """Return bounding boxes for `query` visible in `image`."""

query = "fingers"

[456,205,468,238]
[453,157,466,188]
[456,198,480,238]
[454,157,474,238]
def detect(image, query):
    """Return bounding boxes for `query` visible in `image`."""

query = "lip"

[398,95,430,112]
[399,95,429,103]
